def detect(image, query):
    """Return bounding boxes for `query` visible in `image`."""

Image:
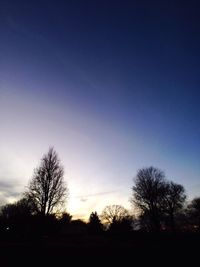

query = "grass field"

[0,232,199,266]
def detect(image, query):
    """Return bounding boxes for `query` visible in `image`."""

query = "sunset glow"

[0,1,200,220]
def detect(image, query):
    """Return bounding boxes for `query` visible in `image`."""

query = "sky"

[0,0,200,220]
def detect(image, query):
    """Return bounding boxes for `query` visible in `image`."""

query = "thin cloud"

[80,198,88,202]
[0,179,22,204]
[76,190,117,201]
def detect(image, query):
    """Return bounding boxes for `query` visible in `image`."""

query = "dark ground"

[0,233,199,266]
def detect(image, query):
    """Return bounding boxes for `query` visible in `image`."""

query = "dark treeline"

[0,148,200,241]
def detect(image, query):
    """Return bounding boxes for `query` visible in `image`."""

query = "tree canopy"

[25,147,68,215]
[131,167,186,232]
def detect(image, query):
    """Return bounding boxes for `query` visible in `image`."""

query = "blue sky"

[0,0,200,219]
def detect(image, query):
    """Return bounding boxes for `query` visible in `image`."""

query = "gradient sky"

[0,0,200,220]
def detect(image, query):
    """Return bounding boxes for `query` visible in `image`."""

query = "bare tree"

[88,211,103,234]
[25,147,68,215]
[0,197,37,236]
[131,166,166,232]
[187,197,200,231]
[0,197,35,219]
[162,181,186,231]
[101,205,129,225]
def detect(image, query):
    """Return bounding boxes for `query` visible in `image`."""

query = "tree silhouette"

[131,167,166,232]
[88,211,103,234]
[162,182,186,231]
[101,205,129,226]
[0,197,35,237]
[0,197,35,219]
[108,215,134,234]
[59,212,72,224]
[25,147,68,216]
[69,219,87,234]
[187,197,200,231]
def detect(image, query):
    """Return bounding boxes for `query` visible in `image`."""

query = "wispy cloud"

[0,179,22,204]
[76,190,117,202]
[80,198,88,202]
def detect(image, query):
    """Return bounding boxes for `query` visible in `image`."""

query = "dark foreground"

[0,233,199,266]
